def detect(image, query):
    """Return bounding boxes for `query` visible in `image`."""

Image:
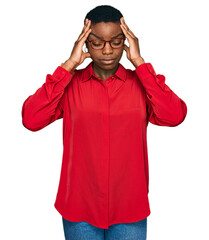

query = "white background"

[0,0,208,239]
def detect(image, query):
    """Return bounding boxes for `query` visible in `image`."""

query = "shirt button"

[112,76,114,79]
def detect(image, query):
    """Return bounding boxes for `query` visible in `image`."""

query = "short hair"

[84,5,123,25]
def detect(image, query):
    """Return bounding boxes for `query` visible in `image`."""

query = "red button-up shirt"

[21,60,187,229]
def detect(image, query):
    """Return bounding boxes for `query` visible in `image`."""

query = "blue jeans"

[62,217,147,240]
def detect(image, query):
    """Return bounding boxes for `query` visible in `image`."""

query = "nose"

[102,41,113,54]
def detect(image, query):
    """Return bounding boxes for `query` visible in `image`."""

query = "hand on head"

[62,18,92,70]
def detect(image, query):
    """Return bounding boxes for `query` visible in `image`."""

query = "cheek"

[88,50,97,58]
[116,49,124,57]
[88,48,99,58]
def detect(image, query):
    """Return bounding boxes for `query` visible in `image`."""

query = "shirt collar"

[81,60,127,82]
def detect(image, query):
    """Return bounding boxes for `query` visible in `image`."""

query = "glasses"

[87,37,126,50]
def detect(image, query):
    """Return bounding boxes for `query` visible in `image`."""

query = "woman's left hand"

[120,17,145,67]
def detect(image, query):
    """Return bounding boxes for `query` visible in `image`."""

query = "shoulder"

[73,64,91,82]
[121,64,139,81]
[117,62,136,81]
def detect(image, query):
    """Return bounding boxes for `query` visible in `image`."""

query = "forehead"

[90,21,122,38]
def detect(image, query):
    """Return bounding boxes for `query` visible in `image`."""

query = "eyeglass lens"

[91,38,125,49]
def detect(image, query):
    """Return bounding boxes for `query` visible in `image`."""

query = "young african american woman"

[21,5,187,240]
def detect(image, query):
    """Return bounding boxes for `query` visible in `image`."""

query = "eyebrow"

[89,32,124,40]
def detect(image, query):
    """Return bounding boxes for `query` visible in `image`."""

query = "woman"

[21,5,187,240]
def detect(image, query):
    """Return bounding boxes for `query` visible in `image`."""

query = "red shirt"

[21,60,187,229]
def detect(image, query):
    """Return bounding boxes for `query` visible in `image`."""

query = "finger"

[79,19,90,37]
[78,27,90,42]
[83,18,89,29]
[120,20,132,36]
[84,52,91,58]
[80,52,91,65]
[121,21,135,39]
[83,18,90,32]
[78,20,91,41]
[120,18,136,38]
[123,44,129,52]
[83,28,92,41]
[79,19,88,36]
[125,28,135,38]
[126,28,136,38]
[120,24,134,40]
[121,17,130,31]
[79,28,92,44]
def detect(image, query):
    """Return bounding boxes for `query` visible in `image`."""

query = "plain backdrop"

[0,0,208,239]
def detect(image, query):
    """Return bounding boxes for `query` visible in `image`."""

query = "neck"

[92,61,119,81]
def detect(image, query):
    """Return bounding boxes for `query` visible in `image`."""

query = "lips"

[101,58,115,60]
[100,58,116,64]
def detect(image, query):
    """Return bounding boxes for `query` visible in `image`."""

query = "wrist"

[60,59,77,74]
[131,57,145,68]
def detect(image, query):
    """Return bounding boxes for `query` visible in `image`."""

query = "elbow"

[21,100,47,132]
[21,109,45,132]
[171,113,187,127]
[22,118,43,132]
[151,100,188,127]
[21,98,38,131]
[170,100,188,127]
[21,105,38,131]
[21,111,54,132]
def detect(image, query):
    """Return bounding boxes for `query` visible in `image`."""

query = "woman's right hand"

[61,19,92,71]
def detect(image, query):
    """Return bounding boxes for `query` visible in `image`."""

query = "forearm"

[135,62,187,126]
[22,66,73,131]
[60,59,77,75]
[132,56,146,68]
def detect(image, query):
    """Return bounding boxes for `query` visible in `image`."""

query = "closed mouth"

[100,58,115,61]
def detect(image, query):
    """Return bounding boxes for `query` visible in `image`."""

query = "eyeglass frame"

[86,36,126,50]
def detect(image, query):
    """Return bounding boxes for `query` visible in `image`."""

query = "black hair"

[84,5,123,25]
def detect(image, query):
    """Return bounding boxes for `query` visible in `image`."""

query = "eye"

[112,42,121,46]
[92,40,103,46]
[92,42,103,46]
[112,39,123,46]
